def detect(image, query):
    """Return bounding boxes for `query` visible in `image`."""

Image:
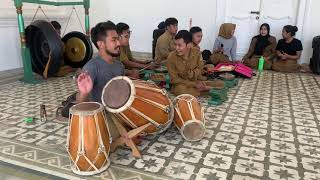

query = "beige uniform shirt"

[119,45,134,62]
[167,47,206,87]
[155,31,175,62]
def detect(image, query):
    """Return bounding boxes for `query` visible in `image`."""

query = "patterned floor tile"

[297,135,320,147]
[238,146,265,161]
[174,147,203,164]
[0,71,320,179]
[247,119,268,129]
[268,165,300,180]
[210,141,237,156]
[270,140,296,154]
[234,159,264,177]
[299,145,320,159]
[245,127,267,137]
[134,155,165,173]
[147,142,176,157]
[163,161,195,179]
[269,151,298,168]
[215,132,239,144]
[182,139,209,150]
[304,172,320,180]
[110,148,135,166]
[0,127,27,138]
[296,126,320,137]
[220,123,243,134]
[223,116,245,125]
[241,136,267,149]
[271,122,293,132]
[15,131,46,143]
[203,153,232,170]
[196,168,228,180]
[295,119,318,128]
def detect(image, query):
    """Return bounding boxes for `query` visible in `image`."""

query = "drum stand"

[110,117,151,158]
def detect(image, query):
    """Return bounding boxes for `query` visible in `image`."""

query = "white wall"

[105,0,217,53]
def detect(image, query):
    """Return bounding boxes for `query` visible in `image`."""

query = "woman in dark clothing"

[242,23,277,69]
[272,25,303,72]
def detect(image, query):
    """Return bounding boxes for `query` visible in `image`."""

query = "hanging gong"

[25,20,64,77]
[62,31,93,68]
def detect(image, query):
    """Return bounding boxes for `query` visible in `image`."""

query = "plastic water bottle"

[258,56,265,72]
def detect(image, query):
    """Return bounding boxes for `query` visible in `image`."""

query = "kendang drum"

[67,102,111,176]
[102,76,174,135]
[173,94,206,141]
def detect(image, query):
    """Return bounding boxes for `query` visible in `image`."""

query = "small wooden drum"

[173,94,205,141]
[102,76,174,135]
[67,102,111,176]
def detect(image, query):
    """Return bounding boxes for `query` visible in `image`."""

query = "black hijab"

[254,23,271,55]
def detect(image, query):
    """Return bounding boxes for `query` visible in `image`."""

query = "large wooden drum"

[173,94,206,141]
[101,76,174,135]
[67,102,111,176]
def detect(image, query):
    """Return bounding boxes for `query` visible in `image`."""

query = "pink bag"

[213,63,254,78]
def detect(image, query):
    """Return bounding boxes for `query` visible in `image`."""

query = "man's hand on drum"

[77,72,93,102]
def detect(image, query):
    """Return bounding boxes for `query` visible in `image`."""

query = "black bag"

[202,50,212,64]
[310,36,320,74]
[56,92,77,118]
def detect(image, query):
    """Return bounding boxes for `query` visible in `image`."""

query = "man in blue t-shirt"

[76,21,139,103]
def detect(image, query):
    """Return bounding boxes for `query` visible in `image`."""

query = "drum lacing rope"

[63,6,85,36]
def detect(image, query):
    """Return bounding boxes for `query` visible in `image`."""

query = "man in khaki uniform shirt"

[167,30,224,97]
[155,17,178,63]
[117,23,157,69]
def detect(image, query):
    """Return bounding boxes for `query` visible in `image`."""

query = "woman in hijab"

[272,25,303,72]
[210,23,237,65]
[242,23,277,69]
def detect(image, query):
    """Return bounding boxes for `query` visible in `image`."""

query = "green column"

[15,0,37,84]
[84,0,90,36]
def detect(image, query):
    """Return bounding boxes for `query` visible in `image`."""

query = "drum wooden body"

[173,94,205,141]
[67,102,111,176]
[102,76,174,135]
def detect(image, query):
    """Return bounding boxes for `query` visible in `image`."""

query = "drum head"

[73,102,100,111]
[182,121,205,141]
[103,79,131,109]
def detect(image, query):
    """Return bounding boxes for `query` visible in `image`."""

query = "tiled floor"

[0,161,65,180]
[0,71,320,180]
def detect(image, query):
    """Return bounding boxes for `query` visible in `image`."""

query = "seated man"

[116,22,157,70]
[155,17,178,63]
[167,30,223,97]
[75,21,139,140]
[190,26,203,50]
[76,21,138,103]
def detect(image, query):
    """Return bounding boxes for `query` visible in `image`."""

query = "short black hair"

[91,21,116,49]
[165,17,178,28]
[158,21,165,29]
[116,22,130,34]
[175,30,192,44]
[284,25,298,36]
[190,26,202,35]
[51,21,61,30]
